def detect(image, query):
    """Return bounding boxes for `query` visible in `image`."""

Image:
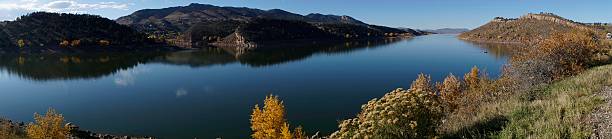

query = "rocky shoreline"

[0,119,155,139]
[457,36,525,45]
[589,86,612,138]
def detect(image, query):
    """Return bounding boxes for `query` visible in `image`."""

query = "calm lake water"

[0,34,513,138]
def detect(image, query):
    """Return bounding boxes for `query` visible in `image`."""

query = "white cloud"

[0,0,38,10]
[114,66,150,86]
[175,88,188,97]
[45,1,73,9]
[0,0,129,13]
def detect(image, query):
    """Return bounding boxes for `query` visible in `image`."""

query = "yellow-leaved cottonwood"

[26,108,70,139]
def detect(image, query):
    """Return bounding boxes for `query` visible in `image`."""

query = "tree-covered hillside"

[117,3,420,49]
[0,12,158,53]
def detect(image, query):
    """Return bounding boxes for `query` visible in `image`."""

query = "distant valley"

[420,28,470,34]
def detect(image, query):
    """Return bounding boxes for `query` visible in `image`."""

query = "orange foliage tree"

[70,40,80,47]
[293,126,306,139]
[59,40,70,48]
[437,73,463,110]
[0,120,17,139]
[410,73,434,92]
[464,66,480,90]
[507,29,605,86]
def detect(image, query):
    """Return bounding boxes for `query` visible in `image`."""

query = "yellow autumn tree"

[464,66,480,90]
[410,73,434,92]
[26,108,70,139]
[251,95,288,139]
[17,39,25,48]
[281,123,293,139]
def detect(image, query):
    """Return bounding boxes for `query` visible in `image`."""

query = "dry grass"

[440,64,612,138]
[459,18,574,44]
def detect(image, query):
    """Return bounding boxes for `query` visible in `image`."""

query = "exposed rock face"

[459,13,595,44]
[519,13,593,31]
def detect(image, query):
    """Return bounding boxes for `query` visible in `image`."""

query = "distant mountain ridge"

[0,3,421,53]
[117,3,420,51]
[422,28,469,34]
[116,3,368,32]
[459,13,596,44]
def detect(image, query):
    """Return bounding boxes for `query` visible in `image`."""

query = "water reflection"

[0,35,518,138]
[114,67,151,86]
[0,39,404,81]
[0,53,159,81]
[464,41,521,60]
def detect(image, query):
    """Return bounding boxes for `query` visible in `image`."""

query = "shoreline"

[0,118,155,139]
[456,36,525,45]
[211,36,415,53]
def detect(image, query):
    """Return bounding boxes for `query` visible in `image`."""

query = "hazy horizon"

[1,0,612,29]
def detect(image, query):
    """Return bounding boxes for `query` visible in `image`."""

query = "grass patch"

[500,64,612,138]
[441,64,612,138]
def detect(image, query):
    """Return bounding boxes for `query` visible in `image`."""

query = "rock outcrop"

[459,13,595,44]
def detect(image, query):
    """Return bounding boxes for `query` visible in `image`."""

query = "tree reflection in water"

[0,39,404,81]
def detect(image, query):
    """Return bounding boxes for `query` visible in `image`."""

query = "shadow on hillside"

[441,116,509,139]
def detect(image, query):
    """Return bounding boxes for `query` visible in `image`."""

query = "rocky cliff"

[459,13,595,44]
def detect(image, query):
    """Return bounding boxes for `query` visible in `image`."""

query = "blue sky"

[1,0,611,29]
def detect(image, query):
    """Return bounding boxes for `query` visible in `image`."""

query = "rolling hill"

[0,12,164,53]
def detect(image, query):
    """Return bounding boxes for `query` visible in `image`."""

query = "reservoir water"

[0,34,514,138]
